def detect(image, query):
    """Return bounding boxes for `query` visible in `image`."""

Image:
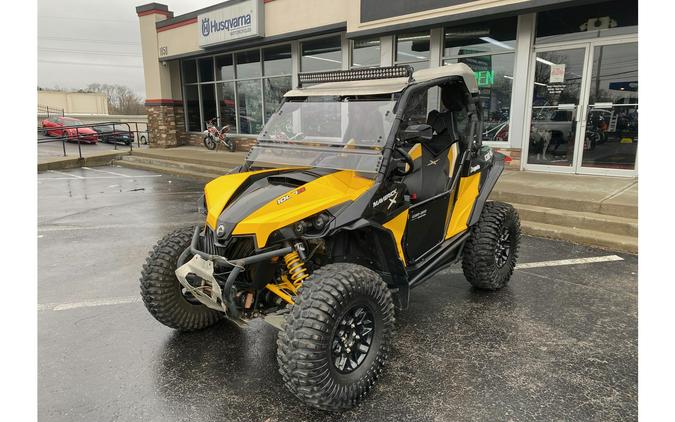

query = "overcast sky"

[38,0,218,98]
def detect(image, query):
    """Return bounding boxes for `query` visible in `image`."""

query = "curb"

[38,151,130,171]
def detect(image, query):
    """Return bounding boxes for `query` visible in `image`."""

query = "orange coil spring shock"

[284,251,309,286]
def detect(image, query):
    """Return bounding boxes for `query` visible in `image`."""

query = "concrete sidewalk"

[494,171,637,218]
[112,146,636,252]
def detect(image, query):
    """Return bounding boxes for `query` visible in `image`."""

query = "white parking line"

[515,255,623,269]
[38,175,163,181]
[48,169,83,179]
[38,221,201,233]
[38,254,625,312]
[82,166,131,177]
[39,296,141,312]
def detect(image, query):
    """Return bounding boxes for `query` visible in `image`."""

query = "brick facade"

[145,103,180,148]
[493,147,522,169]
[145,101,257,152]
[182,132,258,152]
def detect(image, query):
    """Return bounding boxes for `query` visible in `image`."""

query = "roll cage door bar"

[378,76,483,183]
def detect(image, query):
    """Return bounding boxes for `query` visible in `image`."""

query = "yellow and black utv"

[140,64,521,411]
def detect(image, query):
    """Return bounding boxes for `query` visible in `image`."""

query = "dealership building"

[136,0,638,176]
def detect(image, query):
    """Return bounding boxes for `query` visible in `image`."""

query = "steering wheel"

[393,146,414,176]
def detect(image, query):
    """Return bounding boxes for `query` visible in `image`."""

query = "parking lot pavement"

[38,139,148,160]
[38,166,637,422]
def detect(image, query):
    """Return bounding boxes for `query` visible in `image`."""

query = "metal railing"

[37,104,65,118]
[37,121,150,159]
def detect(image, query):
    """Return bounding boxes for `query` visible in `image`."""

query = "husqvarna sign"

[198,0,264,48]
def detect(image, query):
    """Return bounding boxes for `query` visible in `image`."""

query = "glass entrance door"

[579,42,638,173]
[525,40,638,175]
[526,48,587,169]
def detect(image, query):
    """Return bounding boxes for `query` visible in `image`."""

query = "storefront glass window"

[301,36,342,72]
[395,31,430,71]
[182,59,197,83]
[215,54,234,80]
[200,84,217,124]
[351,37,380,68]
[184,85,200,132]
[443,17,517,56]
[236,50,262,79]
[182,44,292,134]
[198,57,214,82]
[444,53,515,142]
[441,17,517,143]
[217,82,237,133]
[263,76,292,121]
[536,0,638,44]
[237,79,263,134]
[263,45,292,76]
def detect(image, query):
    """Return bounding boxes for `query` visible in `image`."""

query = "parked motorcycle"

[203,118,235,152]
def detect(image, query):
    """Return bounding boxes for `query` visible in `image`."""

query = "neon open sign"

[474,70,494,87]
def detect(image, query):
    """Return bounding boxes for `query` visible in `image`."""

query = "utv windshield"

[246,97,396,174]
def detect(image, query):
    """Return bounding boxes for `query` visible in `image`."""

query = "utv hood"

[204,168,374,248]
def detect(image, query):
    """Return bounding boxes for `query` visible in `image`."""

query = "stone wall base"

[145,103,182,148]
[184,132,257,152]
[493,147,522,169]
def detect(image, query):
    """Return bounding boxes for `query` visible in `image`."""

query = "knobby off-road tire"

[277,263,395,411]
[462,201,521,290]
[140,226,224,331]
[203,135,217,150]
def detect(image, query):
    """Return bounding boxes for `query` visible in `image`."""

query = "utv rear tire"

[277,263,395,411]
[462,201,521,290]
[140,226,224,331]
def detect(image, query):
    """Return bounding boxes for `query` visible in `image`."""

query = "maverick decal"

[372,189,398,210]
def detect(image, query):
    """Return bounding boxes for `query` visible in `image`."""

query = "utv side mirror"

[401,124,433,142]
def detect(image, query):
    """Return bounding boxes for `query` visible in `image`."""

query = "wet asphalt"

[38,166,637,422]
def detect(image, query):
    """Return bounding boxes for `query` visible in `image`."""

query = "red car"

[41,117,98,143]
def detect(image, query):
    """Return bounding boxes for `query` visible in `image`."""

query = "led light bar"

[297,65,413,87]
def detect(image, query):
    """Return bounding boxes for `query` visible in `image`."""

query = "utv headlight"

[269,212,333,243]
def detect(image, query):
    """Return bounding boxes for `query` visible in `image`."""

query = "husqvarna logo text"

[201,13,252,37]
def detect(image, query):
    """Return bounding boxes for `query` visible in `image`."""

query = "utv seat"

[404,110,462,201]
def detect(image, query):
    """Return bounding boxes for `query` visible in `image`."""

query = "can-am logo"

[201,14,252,37]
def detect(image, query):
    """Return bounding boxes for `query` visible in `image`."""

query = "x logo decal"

[388,191,398,209]
[427,159,439,166]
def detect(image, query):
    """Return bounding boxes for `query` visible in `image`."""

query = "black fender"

[467,157,504,227]
[325,218,410,309]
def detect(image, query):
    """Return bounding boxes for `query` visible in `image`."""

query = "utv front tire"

[277,263,395,411]
[140,226,224,331]
[462,201,521,290]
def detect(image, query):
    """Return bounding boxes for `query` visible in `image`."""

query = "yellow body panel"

[445,172,481,239]
[232,170,374,248]
[447,143,459,177]
[408,143,422,161]
[382,209,409,266]
[203,168,286,229]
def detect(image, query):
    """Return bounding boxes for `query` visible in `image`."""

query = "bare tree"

[86,83,145,115]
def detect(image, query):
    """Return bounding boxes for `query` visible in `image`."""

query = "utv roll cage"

[271,64,485,183]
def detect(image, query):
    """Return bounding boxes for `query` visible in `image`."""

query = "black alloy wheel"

[494,227,511,268]
[331,304,375,373]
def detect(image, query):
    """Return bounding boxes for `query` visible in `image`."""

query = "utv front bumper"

[175,226,292,321]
